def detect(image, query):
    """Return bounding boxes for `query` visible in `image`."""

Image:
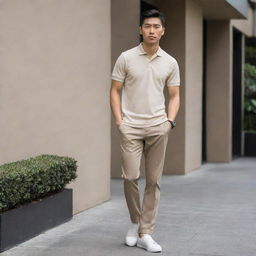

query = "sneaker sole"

[136,243,162,253]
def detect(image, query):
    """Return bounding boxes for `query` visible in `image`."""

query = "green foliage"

[245,46,256,65]
[244,63,256,131]
[0,154,78,212]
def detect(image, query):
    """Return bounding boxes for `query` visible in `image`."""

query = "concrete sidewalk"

[1,157,256,256]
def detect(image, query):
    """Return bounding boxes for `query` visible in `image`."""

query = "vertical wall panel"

[0,0,111,214]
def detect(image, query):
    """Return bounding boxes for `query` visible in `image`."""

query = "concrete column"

[159,0,203,174]
[111,0,140,178]
[158,0,186,174]
[184,0,203,172]
[0,0,111,214]
[206,21,233,162]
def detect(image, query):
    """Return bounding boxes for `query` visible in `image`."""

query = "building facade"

[0,0,254,214]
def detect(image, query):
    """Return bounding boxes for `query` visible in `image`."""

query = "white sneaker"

[137,234,162,252]
[125,223,139,246]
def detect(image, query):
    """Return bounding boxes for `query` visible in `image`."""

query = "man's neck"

[141,42,159,57]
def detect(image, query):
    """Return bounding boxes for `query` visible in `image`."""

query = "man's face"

[139,17,165,44]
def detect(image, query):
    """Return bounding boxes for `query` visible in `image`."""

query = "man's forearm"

[110,88,122,124]
[167,95,180,121]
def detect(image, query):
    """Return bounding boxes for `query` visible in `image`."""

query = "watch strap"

[167,120,176,129]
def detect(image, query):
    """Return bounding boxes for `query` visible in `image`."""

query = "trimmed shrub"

[0,154,77,212]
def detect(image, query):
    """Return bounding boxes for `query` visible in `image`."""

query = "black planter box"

[0,188,73,252]
[244,132,256,156]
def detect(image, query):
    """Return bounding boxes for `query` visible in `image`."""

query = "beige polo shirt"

[111,42,180,128]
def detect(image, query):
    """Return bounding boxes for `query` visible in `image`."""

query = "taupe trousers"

[118,120,171,235]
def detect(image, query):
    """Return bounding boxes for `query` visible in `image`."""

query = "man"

[110,9,180,253]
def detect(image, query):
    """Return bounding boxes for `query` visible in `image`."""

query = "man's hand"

[116,120,122,127]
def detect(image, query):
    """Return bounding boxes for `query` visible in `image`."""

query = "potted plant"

[0,154,78,252]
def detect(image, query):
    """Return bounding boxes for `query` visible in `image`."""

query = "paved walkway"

[1,157,256,256]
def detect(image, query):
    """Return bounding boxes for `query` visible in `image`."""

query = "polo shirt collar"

[138,42,163,57]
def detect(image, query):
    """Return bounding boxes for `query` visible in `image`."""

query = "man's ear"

[161,27,165,36]
[139,26,142,35]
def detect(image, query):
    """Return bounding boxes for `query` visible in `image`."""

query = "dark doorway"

[232,28,243,157]
[202,20,207,163]
[141,1,158,13]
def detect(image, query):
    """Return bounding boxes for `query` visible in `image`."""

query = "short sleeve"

[166,60,180,86]
[111,53,127,82]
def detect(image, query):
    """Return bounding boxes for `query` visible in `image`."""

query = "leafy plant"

[245,46,256,66]
[244,63,256,131]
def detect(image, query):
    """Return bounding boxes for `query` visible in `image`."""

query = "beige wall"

[185,0,203,172]
[0,0,111,214]
[232,7,254,37]
[111,0,140,63]
[111,0,140,178]
[194,0,247,20]
[159,0,203,174]
[158,0,186,174]
[206,21,233,162]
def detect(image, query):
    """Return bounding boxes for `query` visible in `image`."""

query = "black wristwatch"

[167,119,176,129]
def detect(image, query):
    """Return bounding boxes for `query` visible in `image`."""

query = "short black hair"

[140,9,165,27]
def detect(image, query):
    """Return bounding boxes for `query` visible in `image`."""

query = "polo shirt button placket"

[147,59,151,70]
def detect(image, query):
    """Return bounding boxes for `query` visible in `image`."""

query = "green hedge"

[0,154,78,212]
